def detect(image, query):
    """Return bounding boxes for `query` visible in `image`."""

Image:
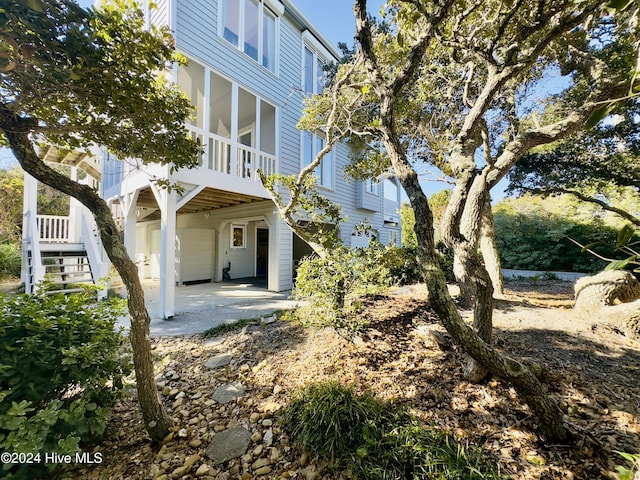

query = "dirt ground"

[48,280,640,479]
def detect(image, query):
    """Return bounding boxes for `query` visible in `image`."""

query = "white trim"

[301,30,334,63]
[264,0,284,16]
[230,223,247,248]
[218,0,280,74]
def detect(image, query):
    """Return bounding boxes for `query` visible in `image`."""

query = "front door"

[256,228,268,277]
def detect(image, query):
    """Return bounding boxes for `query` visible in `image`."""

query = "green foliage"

[281,381,500,480]
[615,451,640,480]
[0,243,20,279]
[291,244,393,334]
[0,287,130,477]
[400,203,417,248]
[493,196,620,273]
[1,0,200,166]
[383,245,422,285]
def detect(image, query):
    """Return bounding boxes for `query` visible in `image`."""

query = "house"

[21,0,402,319]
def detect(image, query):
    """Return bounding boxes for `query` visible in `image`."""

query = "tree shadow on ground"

[353,294,640,479]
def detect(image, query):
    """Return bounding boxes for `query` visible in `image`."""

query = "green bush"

[0,243,21,279]
[292,244,393,333]
[281,381,500,480]
[0,287,130,478]
[383,245,455,285]
[494,207,619,273]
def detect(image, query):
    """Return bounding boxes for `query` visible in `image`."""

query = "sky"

[292,0,386,50]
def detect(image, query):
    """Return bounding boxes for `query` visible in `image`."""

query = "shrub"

[292,244,393,333]
[281,381,500,480]
[493,199,621,273]
[0,243,21,279]
[0,287,130,478]
[383,244,455,285]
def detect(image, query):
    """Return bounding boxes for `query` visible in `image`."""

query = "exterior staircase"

[39,248,94,295]
[23,211,109,298]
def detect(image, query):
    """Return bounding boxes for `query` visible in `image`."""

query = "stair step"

[45,288,89,295]
[45,271,92,277]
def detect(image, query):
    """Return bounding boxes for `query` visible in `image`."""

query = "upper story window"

[302,131,333,189]
[365,178,379,195]
[221,0,279,73]
[302,31,332,95]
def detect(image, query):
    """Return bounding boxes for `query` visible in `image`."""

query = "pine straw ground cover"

[54,280,640,480]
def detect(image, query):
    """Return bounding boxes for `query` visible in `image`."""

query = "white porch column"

[22,172,38,286]
[122,191,140,259]
[158,188,177,319]
[267,211,292,292]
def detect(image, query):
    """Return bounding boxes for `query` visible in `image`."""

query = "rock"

[252,457,270,470]
[300,453,308,466]
[205,426,252,465]
[240,473,252,480]
[148,464,160,477]
[252,445,264,456]
[250,412,261,422]
[195,463,211,477]
[263,428,273,446]
[184,454,201,470]
[212,382,245,404]
[261,314,276,325]
[205,354,233,369]
[203,336,225,348]
[178,428,189,437]
[189,439,203,448]
[301,465,319,480]
[262,418,273,427]
[273,385,283,395]
[255,466,273,476]
[251,432,262,442]
[270,447,282,462]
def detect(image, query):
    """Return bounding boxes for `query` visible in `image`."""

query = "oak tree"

[0,0,199,442]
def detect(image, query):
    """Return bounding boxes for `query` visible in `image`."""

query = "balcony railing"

[188,127,277,180]
[37,215,70,242]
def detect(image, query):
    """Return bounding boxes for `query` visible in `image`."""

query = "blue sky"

[293,0,386,50]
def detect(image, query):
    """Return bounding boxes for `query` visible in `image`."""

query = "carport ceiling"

[135,187,267,217]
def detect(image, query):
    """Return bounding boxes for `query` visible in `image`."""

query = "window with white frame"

[303,45,326,95]
[231,224,246,248]
[221,0,278,73]
[365,178,379,195]
[302,131,333,189]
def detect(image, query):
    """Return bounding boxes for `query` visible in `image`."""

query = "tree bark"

[480,198,504,297]
[3,121,173,443]
[354,3,566,439]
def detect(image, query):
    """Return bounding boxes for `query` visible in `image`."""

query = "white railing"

[80,208,109,299]
[23,211,46,293]
[36,215,70,242]
[188,126,277,180]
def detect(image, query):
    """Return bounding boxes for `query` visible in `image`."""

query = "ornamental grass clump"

[281,381,500,480]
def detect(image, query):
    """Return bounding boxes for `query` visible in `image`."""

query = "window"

[221,0,278,73]
[303,45,326,95]
[231,224,246,248]
[365,178,379,194]
[302,131,333,188]
[388,230,398,246]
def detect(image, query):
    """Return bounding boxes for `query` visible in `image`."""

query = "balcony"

[187,126,277,182]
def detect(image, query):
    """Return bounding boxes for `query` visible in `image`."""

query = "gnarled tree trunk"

[574,270,640,339]
[480,197,504,297]
[4,124,173,443]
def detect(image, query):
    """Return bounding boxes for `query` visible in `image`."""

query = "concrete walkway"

[117,279,298,337]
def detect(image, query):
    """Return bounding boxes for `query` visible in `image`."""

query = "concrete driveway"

[117,279,298,336]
